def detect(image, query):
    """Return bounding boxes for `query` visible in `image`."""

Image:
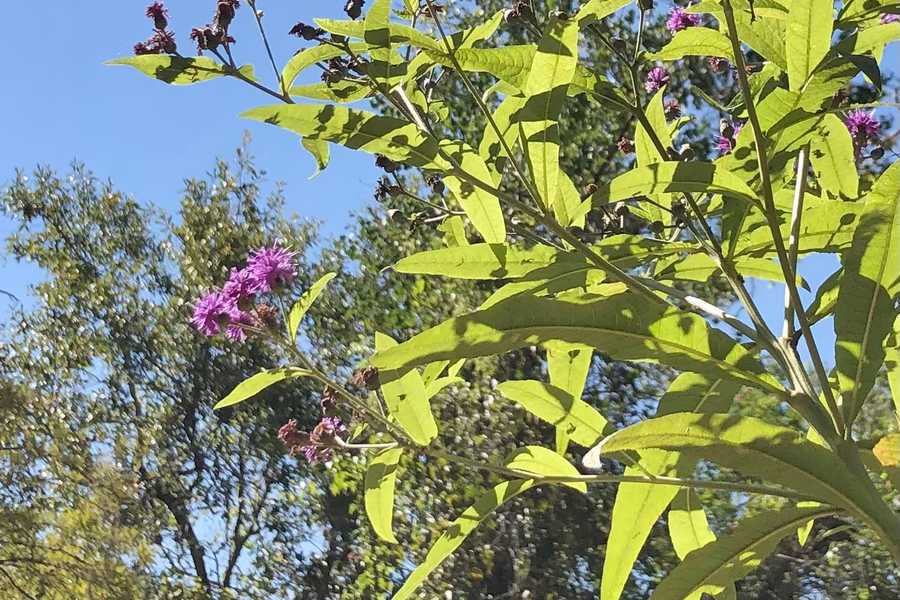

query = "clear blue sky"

[1,2,898,365]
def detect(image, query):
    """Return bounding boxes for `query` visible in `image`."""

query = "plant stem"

[247,0,287,97]
[783,148,808,339]
[720,0,844,438]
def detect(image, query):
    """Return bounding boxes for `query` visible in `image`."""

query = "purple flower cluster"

[882,13,900,24]
[278,416,347,463]
[716,121,743,155]
[845,110,880,156]
[666,7,701,33]
[190,244,297,341]
[645,67,670,93]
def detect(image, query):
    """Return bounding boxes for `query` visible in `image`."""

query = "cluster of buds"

[289,21,325,41]
[374,177,402,202]
[190,0,240,53]
[134,2,178,55]
[716,120,743,155]
[644,67,670,93]
[503,1,533,24]
[375,154,401,174]
[277,416,348,463]
[190,245,298,341]
[345,0,365,20]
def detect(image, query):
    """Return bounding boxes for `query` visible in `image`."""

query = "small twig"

[247,0,286,96]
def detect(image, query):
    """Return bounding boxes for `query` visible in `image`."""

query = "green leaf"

[438,141,507,243]
[497,380,611,446]
[592,162,758,206]
[375,332,438,446]
[393,243,582,279]
[648,505,834,599]
[691,0,787,69]
[591,413,893,522]
[635,91,672,165]
[787,0,834,89]
[599,373,739,600]
[806,267,842,326]
[372,291,782,394]
[364,447,403,544]
[809,114,859,200]
[301,138,331,179]
[392,479,534,600]
[314,17,441,51]
[281,43,368,89]
[546,341,592,453]
[506,445,587,492]
[437,215,469,247]
[575,0,632,25]
[887,316,900,420]
[668,489,737,600]
[519,17,579,209]
[242,105,443,168]
[288,272,337,342]
[836,22,900,56]
[288,81,373,103]
[656,254,809,289]
[479,94,526,185]
[107,55,253,85]
[364,0,393,83]
[834,163,900,425]
[649,28,734,61]
[214,368,313,409]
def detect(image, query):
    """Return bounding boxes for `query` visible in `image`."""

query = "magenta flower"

[223,267,259,307]
[666,7,701,33]
[645,67,670,93]
[882,13,900,23]
[845,110,880,140]
[278,416,347,463]
[225,311,255,342]
[191,290,238,336]
[246,245,297,292]
[716,122,743,155]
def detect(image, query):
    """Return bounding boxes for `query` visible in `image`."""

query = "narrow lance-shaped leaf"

[648,505,834,599]
[809,114,859,200]
[546,341,592,453]
[575,0,632,25]
[497,380,611,447]
[518,17,579,209]
[364,447,403,544]
[364,0,393,83]
[214,368,313,409]
[787,0,834,90]
[668,489,737,600]
[288,272,337,342]
[438,141,507,243]
[282,43,368,89]
[392,479,534,600]
[649,27,734,61]
[506,445,587,492]
[479,94,526,185]
[834,163,900,425]
[599,373,738,600]
[887,316,900,420]
[375,333,438,446]
[107,55,254,85]
[301,138,330,178]
[372,291,782,394]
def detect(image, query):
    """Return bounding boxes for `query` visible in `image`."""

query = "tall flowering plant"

[112,0,900,597]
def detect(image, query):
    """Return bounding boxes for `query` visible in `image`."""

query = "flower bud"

[344,0,365,20]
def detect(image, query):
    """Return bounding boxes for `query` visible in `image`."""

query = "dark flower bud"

[870,147,885,160]
[678,143,695,160]
[374,178,400,202]
[146,2,169,30]
[664,99,681,120]
[616,137,634,154]
[344,0,365,20]
[375,154,400,173]
[584,183,598,196]
[289,22,324,40]
[425,174,444,195]
[350,365,379,390]
[254,303,279,328]
[215,0,238,30]
[321,387,339,412]
[707,57,728,72]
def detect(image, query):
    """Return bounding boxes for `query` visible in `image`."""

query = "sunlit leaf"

[649,28,734,61]
[592,162,758,206]
[546,341,592,453]
[288,272,337,342]
[575,0,632,25]
[214,368,313,409]
[107,55,253,85]
[364,447,403,543]
[506,445,587,492]
[809,114,859,200]
[787,0,834,89]
[375,333,438,446]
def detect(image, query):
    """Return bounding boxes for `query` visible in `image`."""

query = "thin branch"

[783,148,809,340]
[247,0,285,96]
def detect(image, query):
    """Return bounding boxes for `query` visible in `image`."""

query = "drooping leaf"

[635,90,672,165]
[214,368,313,409]
[648,505,834,599]
[668,489,737,600]
[787,0,834,89]
[497,380,611,447]
[599,373,739,600]
[834,163,900,425]
[809,114,859,200]
[301,138,331,178]
[364,447,403,543]
[506,445,587,492]
[438,141,507,243]
[372,291,782,395]
[282,43,368,89]
[592,162,758,206]
[107,55,253,85]
[375,332,438,446]
[392,479,535,600]
[518,17,579,209]
[546,341,593,453]
[649,28,734,61]
[288,272,337,342]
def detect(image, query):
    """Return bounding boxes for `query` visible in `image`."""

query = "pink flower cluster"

[190,245,297,341]
[666,7,701,33]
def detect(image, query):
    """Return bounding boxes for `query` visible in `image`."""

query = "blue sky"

[1,2,898,365]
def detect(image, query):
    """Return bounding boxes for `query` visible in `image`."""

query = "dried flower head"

[146,2,169,29]
[617,137,634,154]
[350,365,379,390]
[707,57,728,72]
[289,22,324,40]
[344,0,365,20]
[664,99,681,120]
